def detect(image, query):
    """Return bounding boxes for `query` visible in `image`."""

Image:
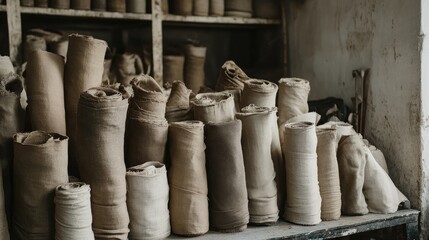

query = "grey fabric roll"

[166,81,192,123]
[278,78,310,125]
[107,0,126,12]
[49,38,69,61]
[163,55,185,84]
[209,0,224,16]
[35,0,48,7]
[50,0,71,9]
[127,0,146,13]
[194,0,209,16]
[184,44,206,93]
[71,0,90,11]
[215,60,249,91]
[192,91,235,123]
[21,0,34,6]
[23,35,47,62]
[225,0,252,17]
[171,0,193,15]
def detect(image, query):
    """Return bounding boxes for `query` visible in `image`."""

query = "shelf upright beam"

[281,0,288,77]
[152,0,163,84]
[6,0,22,64]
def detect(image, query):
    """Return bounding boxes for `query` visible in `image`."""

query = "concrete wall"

[287,0,427,237]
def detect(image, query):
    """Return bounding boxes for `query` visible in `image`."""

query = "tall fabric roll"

[215,60,249,91]
[163,55,185,84]
[236,105,279,225]
[126,162,170,239]
[91,0,106,11]
[107,0,126,12]
[35,0,48,7]
[23,35,47,62]
[283,122,321,226]
[64,34,107,175]
[13,131,69,240]
[225,0,252,17]
[166,81,192,123]
[192,92,235,123]
[115,53,144,86]
[184,44,206,93]
[0,56,14,77]
[169,121,209,236]
[316,128,341,221]
[50,0,70,9]
[171,0,193,15]
[54,182,94,240]
[253,0,280,19]
[209,0,224,16]
[20,0,34,6]
[194,0,209,16]
[240,79,284,215]
[26,50,66,135]
[49,38,69,60]
[126,0,146,13]
[205,120,249,232]
[76,87,130,239]
[278,78,310,125]
[70,0,90,10]
[0,163,9,240]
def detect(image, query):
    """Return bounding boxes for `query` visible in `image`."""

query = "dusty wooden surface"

[151,0,163,84]
[163,15,280,25]
[6,0,22,64]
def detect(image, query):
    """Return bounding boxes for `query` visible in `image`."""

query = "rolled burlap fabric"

[236,105,279,225]
[166,81,192,122]
[283,122,321,226]
[0,163,9,240]
[26,50,66,135]
[91,0,106,11]
[126,162,170,240]
[316,128,341,221]
[194,0,209,16]
[35,0,48,7]
[0,56,14,77]
[50,0,70,9]
[332,122,356,143]
[49,37,69,60]
[225,0,252,17]
[337,134,369,215]
[278,78,310,125]
[13,131,69,240]
[215,60,249,91]
[54,182,94,240]
[127,0,146,13]
[107,0,126,12]
[209,0,224,16]
[23,35,47,62]
[184,44,206,93]
[169,121,209,236]
[224,88,241,113]
[70,0,90,9]
[116,53,144,86]
[205,120,249,232]
[76,87,130,239]
[163,54,185,84]
[64,34,107,175]
[20,0,34,6]
[368,145,389,174]
[191,91,235,123]
[253,0,280,19]
[171,0,193,15]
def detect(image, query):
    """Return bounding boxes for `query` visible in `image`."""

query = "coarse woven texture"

[71,0,90,10]
[168,121,209,236]
[0,161,9,240]
[21,0,34,6]
[283,122,321,226]
[316,128,341,221]
[91,0,106,10]
[215,60,249,91]
[368,145,389,174]
[35,0,48,7]
[13,131,69,240]
[253,0,280,19]
[107,0,125,12]
[23,35,47,62]
[278,78,310,125]
[223,88,241,113]
[49,38,69,60]
[240,79,284,216]
[205,120,249,232]
[76,87,130,239]
[184,44,206,93]
[209,0,224,16]
[126,0,146,13]
[171,0,193,15]
[337,135,369,215]
[64,34,107,176]
[0,73,25,231]
[115,53,144,86]
[26,50,66,135]
[50,0,70,9]
[126,162,170,240]
[166,81,193,122]
[225,0,252,17]
[192,91,235,123]
[236,105,279,225]
[281,112,321,149]
[0,56,14,77]
[194,0,209,16]
[319,121,357,145]
[54,182,94,240]
[163,55,185,84]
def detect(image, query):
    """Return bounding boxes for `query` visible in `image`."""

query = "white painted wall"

[287,0,427,237]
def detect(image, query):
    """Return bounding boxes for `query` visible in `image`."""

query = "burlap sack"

[23,35,47,62]
[116,53,144,86]
[225,0,252,17]
[126,162,170,240]
[278,78,310,126]
[107,0,126,12]
[283,122,321,226]
[76,87,130,239]
[215,60,249,91]
[171,0,193,15]
[26,50,66,135]
[54,182,94,240]
[184,44,206,93]
[91,0,106,11]
[168,121,209,236]
[13,131,69,240]
[50,0,70,9]
[163,55,185,84]
[162,0,169,13]
[192,92,235,123]
[166,81,192,123]
[253,0,280,19]
[194,0,209,16]
[127,0,146,13]
[0,73,25,229]
[20,0,34,6]
[209,0,224,16]
[64,34,107,175]
[0,56,14,77]
[49,38,69,60]
[35,0,48,7]
[223,88,241,113]
[337,135,369,215]
[368,145,389,174]
[236,105,279,225]
[0,163,9,240]
[316,128,341,221]
[205,120,249,232]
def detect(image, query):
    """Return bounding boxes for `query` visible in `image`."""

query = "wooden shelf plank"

[163,14,280,25]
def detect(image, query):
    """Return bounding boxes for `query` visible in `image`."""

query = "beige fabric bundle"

[205,120,249,232]
[171,0,193,15]
[127,0,146,13]
[215,60,249,91]
[168,121,209,236]
[54,182,94,240]
[91,0,106,11]
[0,161,9,240]
[224,88,241,113]
[20,0,34,6]
[64,34,107,175]
[13,131,69,240]
[163,55,185,84]
[126,162,170,240]
[23,35,47,62]
[166,81,192,123]
[116,53,144,86]
[50,38,69,60]
[0,56,14,76]
[71,0,91,11]
[35,0,48,7]
[209,0,224,16]
[26,50,66,135]
[337,135,368,215]
[278,78,310,125]
[368,145,389,174]
[253,0,280,19]
[107,0,126,12]
[316,128,341,221]
[225,0,252,17]
[50,0,70,9]
[76,87,130,239]
[192,91,235,123]
[236,105,279,225]
[184,44,207,93]
[194,0,209,16]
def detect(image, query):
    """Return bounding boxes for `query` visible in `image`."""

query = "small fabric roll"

[127,0,146,13]
[35,0,48,7]
[278,78,310,125]
[236,105,279,225]
[26,50,66,135]
[209,0,224,16]
[54,182,94,240]
[225,0,252,17]
[49,38,69,60]
[107,0,126,12]
[0,162,9,240]
[283,122,321,226]
[194,0,209,16]
[23,35,47,62]
[215,60,249,91]
[192,91,235,123]
[70,0,90,9]
[91,0,106,11]
[76,87,130,239]
[205,120,249,232]
[0,56,14,77]
[13,131,69,240]
[116,53,144,86]
[50,0,70,9]
[171,0,193,15]
[169,121,209,236]
[163,55,185,84]
[316,128,341,221]
[184,44,206,93]
[253,0,280,19]
[20,0,34,6]
[127,162,170,240]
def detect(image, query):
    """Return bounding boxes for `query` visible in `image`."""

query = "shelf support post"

[6,0,22,64]
[152,0,163,85]
[281,0,289,77]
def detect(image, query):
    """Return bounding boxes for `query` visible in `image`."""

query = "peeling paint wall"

[287,0,426,237]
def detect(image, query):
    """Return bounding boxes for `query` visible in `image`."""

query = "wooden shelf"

[163,14,280,25]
